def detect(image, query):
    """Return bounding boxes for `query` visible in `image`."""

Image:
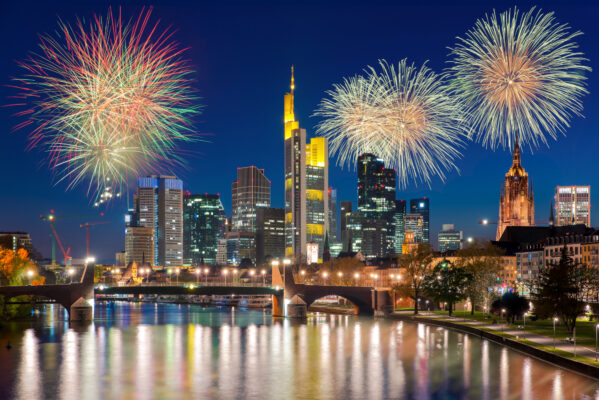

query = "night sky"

[1,0,598,263]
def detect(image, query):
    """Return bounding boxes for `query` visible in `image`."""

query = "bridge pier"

[272,292,285,317]
[372,290,393,315]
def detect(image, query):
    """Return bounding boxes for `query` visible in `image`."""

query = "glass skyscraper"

[410,198,430,244]
[232,166,271,233]
[183,193,226,265]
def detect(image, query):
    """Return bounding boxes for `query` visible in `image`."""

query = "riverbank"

[389,311,599,380]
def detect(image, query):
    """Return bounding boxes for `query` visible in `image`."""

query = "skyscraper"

[438,224,463,253]
[404,213,424,243]
[496,141,535,240]
[256,207,285,264]
[183,193,226,265]
[392,200,407,253]
[357,154,396,217]
[284,67,329,261]
[554,185,591,227]
[340,201,353,251]
[125,226,154,266]
[410,198,430,244]
[232,166,271,233]
[328,188,339,242]
[136,175,184,267]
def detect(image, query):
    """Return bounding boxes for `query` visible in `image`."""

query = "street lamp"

[204,268,209,285]
[553,317,558,348]
[232,268,238,284]
[167,268,172,283]
[175,268,180,285]
[595,324,598,361]
[68,268,75,283]
[322,271,328,284]
[194,268,200,284]
[354,272,359,285]
[250,269,256,285]
[223,269,229,285]
[337,271,343,284]
[523,312,527,331]
[261,269,266,286]
[27,270,34,284]
[501,308,506,332]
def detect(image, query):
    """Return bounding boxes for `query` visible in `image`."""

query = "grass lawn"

[430,310,599,349]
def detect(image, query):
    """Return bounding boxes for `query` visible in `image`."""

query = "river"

[0,302,597,399]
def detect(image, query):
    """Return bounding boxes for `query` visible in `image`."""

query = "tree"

[455,240,502,315]
[423,260,472,316]
[491,292,529,323]
[392,243,434,315]
[532,246,593,333]
[0,247,45,319]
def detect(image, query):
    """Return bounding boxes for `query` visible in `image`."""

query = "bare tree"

[392,243,434,315]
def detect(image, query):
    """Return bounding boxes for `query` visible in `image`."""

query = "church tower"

[496,140,535,240]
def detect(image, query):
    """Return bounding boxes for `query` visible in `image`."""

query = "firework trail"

[9,7,199,200]
[447,7,590,151]
[315,59,466,188]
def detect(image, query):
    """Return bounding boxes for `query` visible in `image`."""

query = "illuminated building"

[183,193,226,265]
[402,230,418,254]
[125,226,154,266]
[392,200,407,253]
[404,214,424,243]
[358,153,396,217]
[232,166,271,232]
[0,232,32,252]
[340,201,353,251]
[438,224,463,253]
[135,175,184,267]
[554,185,591,227]
[496,141,534,240]
[346,212,363,252]
[328,188,339,242]
[284,67,329,261]
[361,218,389,259]
[256,207,285,264]
[410,198,430,244]
[217,231,255,265]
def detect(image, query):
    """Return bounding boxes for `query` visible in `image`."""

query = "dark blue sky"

[1,0,597,263]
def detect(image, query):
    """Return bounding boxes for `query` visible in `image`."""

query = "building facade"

[256,207,285,265]
[125,226,154,266]
[232,166,271,233]
[496,141,535,240]
[438,224,463,253]
[183,193,226,265]
[0,232,32,252]
[404,214,424,244]
[410,198,430,244]
[328,187,339,242]
[357,153,396,217]
[340,201,353,251]
[392,200,407,254]
[136,175,184,268]
[283,67,328,262]
[554,185,591,227]
[217,231,256,265]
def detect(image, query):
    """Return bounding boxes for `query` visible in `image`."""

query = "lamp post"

[27,270,34,285]
[595,324,598,361]
[523,312,527,331]
[501,308,506,332]
[175,268,180,285]
[68,268,75,283]
[232,269,238,284]
[204,268,209,285]
[337,271,343,285]
[261,269,266,286]
[300,270,306,284]
[167,268,172,283]
[250,269,255,285]
[553,317,558,348]
[322,271,328,284]
[195,268,200,285]
[223,269,228,286]
[354,272,360,286]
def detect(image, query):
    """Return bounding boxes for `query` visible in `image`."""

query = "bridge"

[272,264,392,316]
[0,264,94,315]
[96,285,282,297]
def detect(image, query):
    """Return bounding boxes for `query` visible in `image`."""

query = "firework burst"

[447,7,590,150]
[9,7,199,199]
[315,59,466,188]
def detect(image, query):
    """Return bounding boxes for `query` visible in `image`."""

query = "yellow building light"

[306,189,324,201]
[306,224,324,235]
[306,137,326,167]
[285,213,293,223]
[285,178,293,190]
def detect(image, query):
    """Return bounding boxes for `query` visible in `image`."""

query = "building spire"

[290,65,295,94]
[512,135,521,167]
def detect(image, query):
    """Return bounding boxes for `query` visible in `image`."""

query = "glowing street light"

[261,269,266,286]
[195,268,200,284]
[204,268,210,285]
[85,257,96,264]
[175,268,180,285]
[553,317,558,348]
[223,269,229,285]
[27,270,34,284]
[322,271,328,284]
[68,268,75,283]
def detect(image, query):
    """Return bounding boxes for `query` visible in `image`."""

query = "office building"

[328,188,339,242]
[340,201,353,251]
[125,226,154,266]
[361,218,389,259]
[438,224,463,253]
[284,67,328,261]
[358,153,396,217]
[135,175,184,267]
[410,198,430,244]
[256,207,285,264]
[404,214,424,243]
[217,231,256,265]
[0,232,32,252]
[392,200,407,253]
[232,166,271,232]
[183,193,226,265]
[496,141,534,240]
[554,185,591,227]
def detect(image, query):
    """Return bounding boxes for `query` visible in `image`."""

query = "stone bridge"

[0,265,94,314]
[272,265,392,316]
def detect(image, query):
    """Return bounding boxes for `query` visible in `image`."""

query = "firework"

[447,7,590,150]
[315,59,466,187]
[10,7,199,198]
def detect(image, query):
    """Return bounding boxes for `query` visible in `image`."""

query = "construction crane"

[80,221,111,259]
[40,212,71,266]
[40,210,105,265]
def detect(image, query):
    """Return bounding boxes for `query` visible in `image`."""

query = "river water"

[0,302,597,399]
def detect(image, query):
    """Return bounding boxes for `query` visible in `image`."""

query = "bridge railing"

[100,282,273,288]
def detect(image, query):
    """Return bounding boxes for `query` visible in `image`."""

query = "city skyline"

[1,0,598,262]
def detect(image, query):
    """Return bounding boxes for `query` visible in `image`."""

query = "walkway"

[394,311,598,361]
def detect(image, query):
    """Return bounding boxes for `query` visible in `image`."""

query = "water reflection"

[1,303,598,399]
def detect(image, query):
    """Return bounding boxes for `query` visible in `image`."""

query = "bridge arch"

[291,286,375,315]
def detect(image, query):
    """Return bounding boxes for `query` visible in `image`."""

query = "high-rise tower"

[410,198,430,244]
[357,153,396,217]
[232,166,271,232]
[284,67,328,261]
[496,140,535,240]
